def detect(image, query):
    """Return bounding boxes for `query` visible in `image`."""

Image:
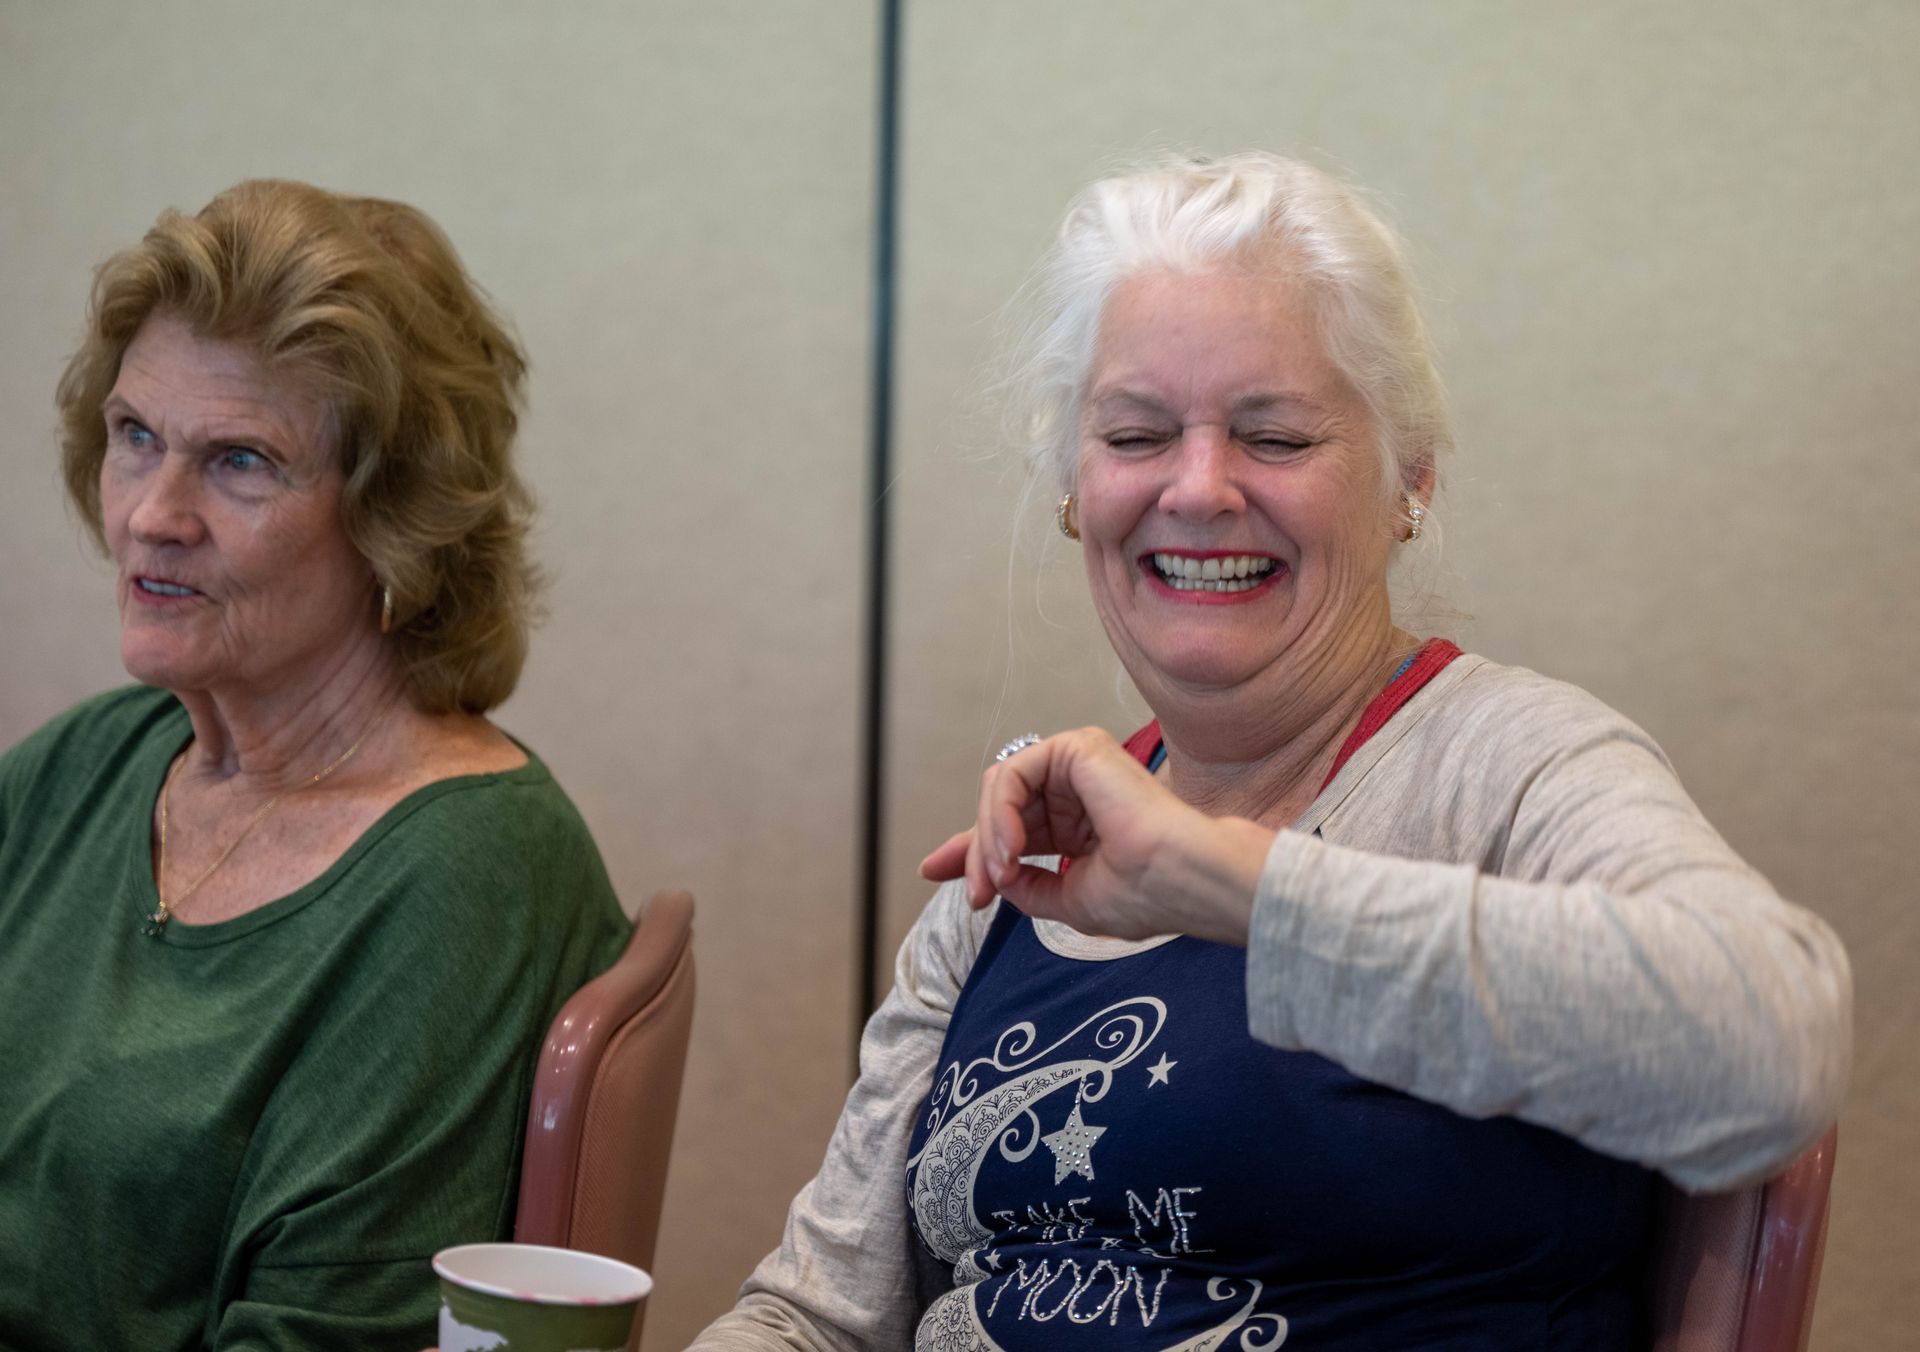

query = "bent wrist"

[1151,813,1270,946]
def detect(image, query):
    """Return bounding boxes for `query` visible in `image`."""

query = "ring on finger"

[995,733,1044,762]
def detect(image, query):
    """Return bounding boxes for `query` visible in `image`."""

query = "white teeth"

[138,579,195,597]
[1150,553,1277,589]
[1162,576,1261,592]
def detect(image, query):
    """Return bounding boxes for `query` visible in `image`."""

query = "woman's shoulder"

[6,683,178,753]
[360,736,584,852]
[1,685,181,791]
[339,740,624,939]
[1322,651,1701,875]
[1322,651,1679,841]
[1419,653,1667,764]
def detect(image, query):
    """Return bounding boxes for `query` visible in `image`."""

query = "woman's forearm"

[1242,758,1852,1193]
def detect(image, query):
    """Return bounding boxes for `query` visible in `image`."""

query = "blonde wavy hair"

[56,178,538,714]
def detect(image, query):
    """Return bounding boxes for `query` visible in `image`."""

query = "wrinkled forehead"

[111,311,342,461]
[1085,264,1355,414]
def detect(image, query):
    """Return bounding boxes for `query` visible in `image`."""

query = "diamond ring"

[995,734,1044,762]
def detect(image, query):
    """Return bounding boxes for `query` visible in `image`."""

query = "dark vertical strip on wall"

[856,0,904,1054]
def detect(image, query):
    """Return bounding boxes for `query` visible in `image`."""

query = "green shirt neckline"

[0,683,633,1348]
[131,700,555,949]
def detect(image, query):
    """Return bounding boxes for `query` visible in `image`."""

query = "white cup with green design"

[433,1242,651,1352]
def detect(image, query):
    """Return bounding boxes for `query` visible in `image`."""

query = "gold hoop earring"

[1056,492,1080,542]
[1403,494,1425,543]
[379,586,395,634]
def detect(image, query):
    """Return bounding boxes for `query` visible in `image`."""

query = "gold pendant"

[144,905,170,938]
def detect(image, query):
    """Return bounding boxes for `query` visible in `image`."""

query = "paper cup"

[433,1242,651,1352]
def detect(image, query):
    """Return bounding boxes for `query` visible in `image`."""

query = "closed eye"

[1243,434,1312,456]
[1104,429,1173,451]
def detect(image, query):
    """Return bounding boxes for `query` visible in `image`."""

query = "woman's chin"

[1116,617,1303,696]
[118,639,213,693]
[1134,646,1287,695]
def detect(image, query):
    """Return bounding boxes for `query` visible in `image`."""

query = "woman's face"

[1076,265,1400,705]
[100,314,374,700]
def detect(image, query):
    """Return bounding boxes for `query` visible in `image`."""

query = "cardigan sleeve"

[1245,671,1852,1194]
[685,883,990,1351]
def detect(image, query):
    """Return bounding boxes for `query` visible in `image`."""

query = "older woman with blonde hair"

[0,180,629,1350]
[690,153,1851,1350]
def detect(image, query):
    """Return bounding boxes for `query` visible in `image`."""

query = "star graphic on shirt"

[983,1249,1002,1271]
[1147,1054,1176,1087]
[1042,1101,1107,1185]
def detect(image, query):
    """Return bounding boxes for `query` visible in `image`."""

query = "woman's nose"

[1157,429,1246,520]
[125,456,207,547]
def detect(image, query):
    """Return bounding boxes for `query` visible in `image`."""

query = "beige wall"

[881,4,1918,1349]
[3,1,1914,1347]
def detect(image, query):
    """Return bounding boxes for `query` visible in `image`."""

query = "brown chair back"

[1649,1126,1837,1352]
[515,890,696,1349]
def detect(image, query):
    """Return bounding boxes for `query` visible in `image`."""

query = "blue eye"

[220,447,266,472]
[121,420,155,448]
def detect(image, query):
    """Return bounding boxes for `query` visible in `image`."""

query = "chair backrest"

[515,890,696,1348]
[1648,1126,1838,1352]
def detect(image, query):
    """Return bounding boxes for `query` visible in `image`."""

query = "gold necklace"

[144,722,378,937]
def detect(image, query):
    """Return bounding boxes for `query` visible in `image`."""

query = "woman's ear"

[1405,454,1437,505]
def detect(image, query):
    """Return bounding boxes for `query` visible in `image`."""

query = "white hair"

[1003,151,1451,519]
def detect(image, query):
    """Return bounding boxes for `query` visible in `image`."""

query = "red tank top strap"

[1319,638,1463,789]
[1121,721,1163,767]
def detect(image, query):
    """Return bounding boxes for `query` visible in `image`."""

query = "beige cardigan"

[688,654,1852,1351]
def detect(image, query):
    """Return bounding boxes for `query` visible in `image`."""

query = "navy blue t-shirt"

[904,904,1654,1349]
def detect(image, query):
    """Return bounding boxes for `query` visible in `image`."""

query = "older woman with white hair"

[688,153,1851,1350]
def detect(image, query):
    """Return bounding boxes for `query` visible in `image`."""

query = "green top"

[0,686,631,1351]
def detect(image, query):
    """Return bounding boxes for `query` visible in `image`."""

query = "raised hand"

[919,727,1269,946]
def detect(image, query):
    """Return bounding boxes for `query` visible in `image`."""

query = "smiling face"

[1076,264,1403,709]
[100,313,376,699]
